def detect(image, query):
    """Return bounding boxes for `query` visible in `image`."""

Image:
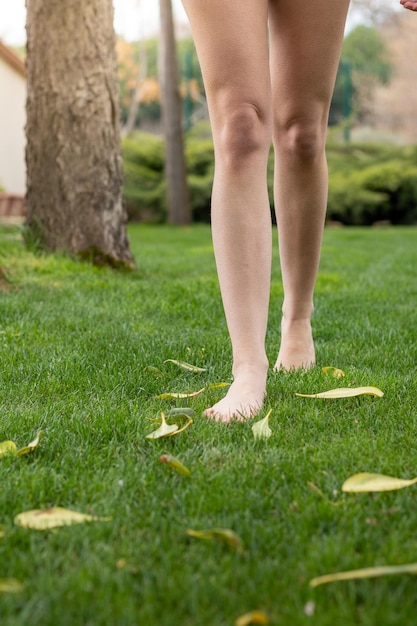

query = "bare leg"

[181,0,272,421]
[269,0,350,371]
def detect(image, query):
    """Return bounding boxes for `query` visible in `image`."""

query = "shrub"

[122,130,417,225]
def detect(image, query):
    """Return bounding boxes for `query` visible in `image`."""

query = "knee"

[275,118,326,164]
[217,105,270,167]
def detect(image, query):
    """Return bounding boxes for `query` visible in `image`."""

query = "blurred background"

[1,0,417,226]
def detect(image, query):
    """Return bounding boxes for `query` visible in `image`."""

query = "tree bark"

[25,0,135,267]
[159,0,191,225]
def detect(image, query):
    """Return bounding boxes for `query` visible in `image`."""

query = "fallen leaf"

[156,388,206,400]
[322,366,345,378]
[310,562,417,588]
[207,382,230,391]
[235,610,269,626]
[156,382,230,400]
[146,412,193,440]
[145,413,179,439]
[164,359,207,373]
[0,579,24,593]
[14,507,111,530]
[186,528,245,553]
[295,386,383,399]
[159,454,191,476]
[0,441,17,457]
[16,430,43,456]
[342,472,417,493]
[252,409,273,440]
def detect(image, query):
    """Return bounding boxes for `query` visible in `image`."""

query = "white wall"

[0,58,26,194]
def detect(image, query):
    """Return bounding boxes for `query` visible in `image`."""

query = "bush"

[122,133,166,222]
[122,130,417,225]
[327,144,417,225]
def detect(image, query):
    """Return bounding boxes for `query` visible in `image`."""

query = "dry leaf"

[156,388,206,400]
[164,359,207,373]
[0,441,17,457]
[146,413,193,440]
[322,366,345,378]
[235,610,269,626]
[0,579,24,593]
[14,507,111,530]
[145,413,179,439]
[207,382,230,391]
[310,562,417,587]
[342,472,417,493]
[16,430,43,456]
[252,409,273,440]
[156,382,230,400]
[186,528,245,553]
[295,386,384,399]
[159,454,191,476]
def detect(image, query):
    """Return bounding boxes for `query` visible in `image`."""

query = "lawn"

[1,223,417,626]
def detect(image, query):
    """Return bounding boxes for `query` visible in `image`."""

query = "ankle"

[232,357,269,379]
[282,300,314,322]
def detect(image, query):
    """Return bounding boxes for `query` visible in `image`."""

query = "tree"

[159,0,191,225]
[330,25,392,127]
[25,0,135,267]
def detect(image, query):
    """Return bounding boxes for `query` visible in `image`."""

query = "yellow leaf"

[295,386,384,399]
[235,610,269,626]
[16,430,43,456]
[146,413,193,439]
[207,382,230,390]
[156,388,206,400]
[164,359,207,373]
[146,413,179,439]
[0,441,17,457]
[252,409,273,440]
[0,578,24,593]
[322,366,345,378]
[159,454,191,476]
[156,382,230,400]
[186,528,245,553]
[342,472,417,493]
[310,562,417,588]
[14,507,112,530]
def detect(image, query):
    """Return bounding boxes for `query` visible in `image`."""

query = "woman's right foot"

[274,316,315,371]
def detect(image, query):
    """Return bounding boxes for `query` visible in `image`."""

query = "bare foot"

[274,317,315,371]
[204,363,268,423]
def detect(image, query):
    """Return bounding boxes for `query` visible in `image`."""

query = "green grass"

[1,223,417,625]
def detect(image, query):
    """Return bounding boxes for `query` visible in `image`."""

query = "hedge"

[122,128,417,225]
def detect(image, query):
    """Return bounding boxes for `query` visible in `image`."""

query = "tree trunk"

[159,0,191,225]
[25,0,135,267]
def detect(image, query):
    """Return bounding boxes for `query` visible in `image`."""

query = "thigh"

[268,0,350,127]
[181,0,272,131]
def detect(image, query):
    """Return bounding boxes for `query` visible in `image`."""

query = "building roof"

[0,40,25,77]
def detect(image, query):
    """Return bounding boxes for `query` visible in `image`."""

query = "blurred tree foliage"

[330,25,392,125]
[117,36,204,131]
